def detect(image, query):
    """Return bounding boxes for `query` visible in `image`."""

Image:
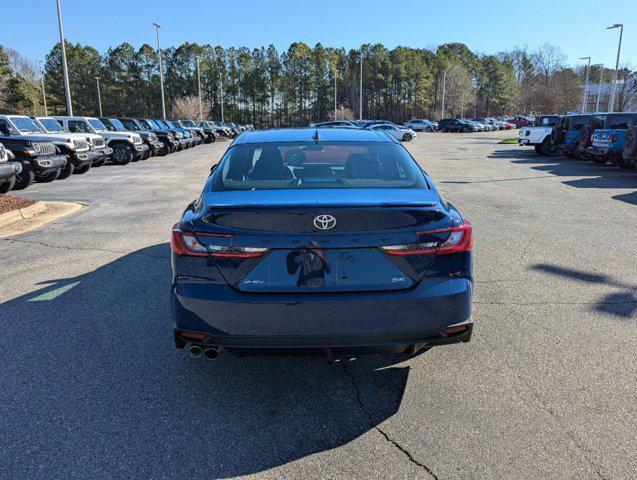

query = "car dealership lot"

[0,131,635,479]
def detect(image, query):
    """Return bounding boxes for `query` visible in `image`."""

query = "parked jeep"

[155,120,195,148]
[0,114,89,179]
[100,118,165,159]
[0,142,22,193]
[589,112,637,168]
[55,116,147,165]
[175,119,205,144]
[138,119,182,153]
[551,114,592,159]
[518,115,560,155]
[194,120,218,143]
[115,118,171,156]
[622,125,637,169]
[0,136,67,190]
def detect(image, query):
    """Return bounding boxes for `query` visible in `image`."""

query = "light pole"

[441,70,447,118]
[579,57,591,113]
[196,56,203,121]
[219,73,224,123]
[606,23,623,112]
[94,76,102,117]
[333,64,337,120]
[359,51,363,120]
[55,0,73,115]
[37,60,48,116]
[594,64,604,112]
[153,23,166,119]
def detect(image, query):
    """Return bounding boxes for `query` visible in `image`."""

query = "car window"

[120,119,139,131]
[11,117,42,133]
[39,118,65,132]
[0,119,12,135]
[214,142,427,191]
[69,120,91,133]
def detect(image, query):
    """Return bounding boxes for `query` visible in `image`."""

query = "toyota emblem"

[313,214,336,230]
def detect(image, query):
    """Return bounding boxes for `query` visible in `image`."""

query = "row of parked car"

[0,114,236,193]
[518,112,637,170]
[310,116,525,139]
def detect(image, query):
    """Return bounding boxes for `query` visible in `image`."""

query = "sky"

[3,0,635,69]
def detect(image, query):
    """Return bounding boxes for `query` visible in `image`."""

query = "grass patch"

[498,137,519,144]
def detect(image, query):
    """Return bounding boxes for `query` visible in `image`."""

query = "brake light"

[381,221,472,256]
[171,226,268,258]
[610,134,617,142]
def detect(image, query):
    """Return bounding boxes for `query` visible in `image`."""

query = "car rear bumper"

[172,277,472,350]
[589,145,618,157]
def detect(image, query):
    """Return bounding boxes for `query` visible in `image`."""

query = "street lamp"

[441,69,447,119]
[55,0,73,115]
[196,56,203,121]
[37,60,48,116]
[579,57,591,113]
[606,23,623,112]
[219,73,224,123]
[592,64,604,113]
[359,54,362,120]
[94,76,102,117]
[153,22,166,119]
[333,64,338,120]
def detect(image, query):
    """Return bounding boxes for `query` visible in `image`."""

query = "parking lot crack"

[1,238,168,259]
[340,361,438,479]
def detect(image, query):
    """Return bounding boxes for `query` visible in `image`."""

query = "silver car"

[405,119,438,132]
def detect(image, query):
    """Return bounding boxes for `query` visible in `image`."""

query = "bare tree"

[170,95,211,119]
[327,104,354,120]
[615,67,637,112]
[443,64,473,117]
[530,43,566,80]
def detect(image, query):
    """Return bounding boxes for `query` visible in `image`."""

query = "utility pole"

[153,23,166,119]
[606,23,623,112]
[595,64,604,112]
[196,56,203,120]
[95,76,102,117]
[37,60,48,116]
[441,70,447,118]
[359,51,363,120]
[219,73,224,122]
[55,0,73,115]
[334,66,337,120]
[579,57,591,113]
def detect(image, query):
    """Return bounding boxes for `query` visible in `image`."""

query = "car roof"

[232,127,399,145]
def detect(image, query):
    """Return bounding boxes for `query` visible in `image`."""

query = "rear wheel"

[13,162,35,190]
[112,145,133,165]
[35,168,60,183]
[462,126,469,133]
[402,133,412,141]
[613,154,635,170]
[539,138,556,156]
[140,149,152,160]
[58,159,75,179]
[157,144,170,156]
[425,126,432,132]
[440,127,447,133]
[0,176,15,193]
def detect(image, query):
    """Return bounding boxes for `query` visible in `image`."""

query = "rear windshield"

[535,116,559,127]
[591,115,605,129]
[213,142,427,191]
[604,115,636,130]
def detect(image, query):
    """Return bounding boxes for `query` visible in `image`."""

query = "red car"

[510,116,533,128]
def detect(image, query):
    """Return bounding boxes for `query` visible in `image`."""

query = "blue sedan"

[171,128,473,359]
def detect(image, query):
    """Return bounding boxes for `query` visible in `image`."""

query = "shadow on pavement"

[531,263,636,319]
[0,243,412,478]
[488,149,637,196]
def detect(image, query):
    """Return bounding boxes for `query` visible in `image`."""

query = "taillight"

[171,226,268,258]
[381,221,473,256]
[610,134,617,142]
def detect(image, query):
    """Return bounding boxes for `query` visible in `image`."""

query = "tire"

[140,149,152,160]
[111,144,133,165]
[425,127,432,132]
[58,159,75,179]
[614,156,635,170]
[462,127,469,133]
[74,162,91,174]
[402,133,412,141]
[157,144,170,156]
[534,145,544,154]
[539,138,556,156]
[623,127,637,160]
[13,162,35,190]
[0,176,15,194]
[440,127,447,133]
[35,168,60,183]
[551,125,564,145]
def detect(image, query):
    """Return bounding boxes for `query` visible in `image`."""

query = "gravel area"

[0,194,36,215]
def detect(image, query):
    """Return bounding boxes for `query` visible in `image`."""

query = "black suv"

[0,136,67,190]
[438,119,472,133]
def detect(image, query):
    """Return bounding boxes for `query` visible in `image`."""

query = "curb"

[0,201,47,229]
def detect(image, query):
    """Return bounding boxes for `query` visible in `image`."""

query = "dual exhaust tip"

[189,345,219,360]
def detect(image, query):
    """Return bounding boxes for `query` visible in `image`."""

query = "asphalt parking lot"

[1,131,635,480]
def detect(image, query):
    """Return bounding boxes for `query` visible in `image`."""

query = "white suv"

[518,115,560,155]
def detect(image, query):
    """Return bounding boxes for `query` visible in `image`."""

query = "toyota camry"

[171,128,473,359]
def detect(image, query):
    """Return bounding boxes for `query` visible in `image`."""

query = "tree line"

[1,41,634,127]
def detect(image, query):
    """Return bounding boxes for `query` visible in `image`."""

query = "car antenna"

[312,128,319,144]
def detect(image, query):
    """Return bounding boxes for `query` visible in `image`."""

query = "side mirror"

[210,163,218,173]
